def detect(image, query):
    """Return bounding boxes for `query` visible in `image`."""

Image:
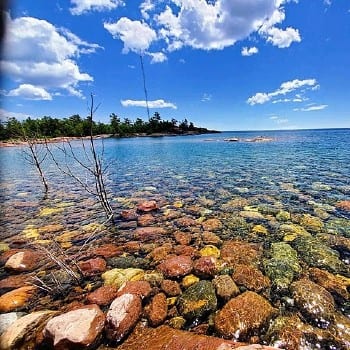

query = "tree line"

[0,112,212,140]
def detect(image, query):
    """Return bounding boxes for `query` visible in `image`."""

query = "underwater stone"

[157,255,193,278]
[212,275,239,301]
[177,280,217,321]
[146,292,168,327]
[297,214,324,233]
[0,286,37,313]
[102,268,144,288]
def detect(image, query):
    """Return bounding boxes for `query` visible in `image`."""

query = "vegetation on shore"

[0,112,219,140]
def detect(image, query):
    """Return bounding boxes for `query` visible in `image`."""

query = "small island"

[0,112,220,146]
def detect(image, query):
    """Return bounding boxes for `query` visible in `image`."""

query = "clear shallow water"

[0,129,350,348]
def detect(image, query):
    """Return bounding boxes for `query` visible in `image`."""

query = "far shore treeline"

[0,112,218,140]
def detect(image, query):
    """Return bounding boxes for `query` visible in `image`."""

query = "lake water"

[0,128,350,348]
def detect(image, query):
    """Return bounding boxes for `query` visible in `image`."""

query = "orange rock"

[146,293,168,327]
[134,227,167,241]
[137,200,158,212]
[137,213,157,226]
[336,200,350,212]
[0,286,37,312]
[157,255,193,278]
[232,264,270,292]
[87,286,118,306]
[202,218,223,231]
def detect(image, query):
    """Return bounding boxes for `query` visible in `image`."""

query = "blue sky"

[1,0,349,131]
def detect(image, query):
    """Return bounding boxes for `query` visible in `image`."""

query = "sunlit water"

[0,128,350,348]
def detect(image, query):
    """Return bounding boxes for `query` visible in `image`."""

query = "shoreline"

[0,130,221,148]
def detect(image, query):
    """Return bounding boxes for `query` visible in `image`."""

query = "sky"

[0,0,349,131]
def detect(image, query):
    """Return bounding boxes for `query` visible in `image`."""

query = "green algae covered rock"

[264,242,301,292]
[297,213,324,233]
[325,218,350,238]
[102,268,144,288]
[176,280,217,321]
[292,235,347,275]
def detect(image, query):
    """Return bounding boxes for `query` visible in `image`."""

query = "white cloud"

[201,93,212,102]
[276,118,289,124]
[5,84,52,100]
[0,109,32,121]
[247,78,318,105]
[104,17,156,53]
[269,115,279,120]
[295,104,328,112]
[2,15,99,99]
[121,99,177,109]
[70,0,124,15]
[147,52,168,64]
[241,46,259,56]
[265,27,301,48]
[106,0,302,54]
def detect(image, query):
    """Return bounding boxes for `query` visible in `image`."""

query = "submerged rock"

[263,242,301,292]
[212,275,240,301]
[116,324,278,350]
[117,280,152,299]
[0,310,55,350]
[296,213,324,233]
[43,305,105,349]
[4,250,43,272]
[201,219,223,232]
[157,255,193,278]
[86,286,118,306]
[0,312,26,336]
[325,218,350,238]
[137,200,158,212]
[105,293,142,343]
[214,291,276,341]
[146,292,168,327]
[291,278,335,327]
[232,264,270,293]
[335,200,350,212]
[102,268,144,288]
[221,240,262,267]
[193,256,219,278]
[0,286,37,312]
[292,235,347,274]
[177,280,217,322]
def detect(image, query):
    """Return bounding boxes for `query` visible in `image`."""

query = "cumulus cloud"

[70,0,124,15]
[147,52,168,64]
[241,46,259,56]
[104,17,156,53]
[201,93,212,102]
[5,84,52,100]
[105,0,301,60]
[0,108,32,121]
[121,99,177,109]
[2,15,99,99]
[247,78,318,105]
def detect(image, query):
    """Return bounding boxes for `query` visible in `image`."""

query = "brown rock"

[232,264,270,292]
[174,217,198,229]
[201,231,222,246]
[105,293,142,343]
[78,258,107,276]
[213,275,240,301]
[123,241,142,253]
[193,256,218,278]
[120,209,138,221]
[157,255,193,278]
[309,267,350,300]
[148,244,173,263]
[117,324,278,350]
[137,213,157,226]
[174,231,191,245]
[161,279,182,296]
[335,200,350,212]
[214,291,276,340]
[173,245,199,258]
[0,274,33,293]
[0,249,21,266]
[38,224,64,234]
[94,244,123,258]
[221,241,262,267]
[117,280,152,299]
[137,200,158,212]
[86,286,118,306]
[43,304,105,349]
[202,218,223,232]
[5,250,43,272]
[0,286,37,312]
[134,227,167,241]
[146,293,168,327]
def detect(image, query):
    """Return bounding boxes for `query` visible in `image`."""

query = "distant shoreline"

[0,130,221,148]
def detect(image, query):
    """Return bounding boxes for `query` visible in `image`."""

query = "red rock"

[161,279,182,296]
[120,209,138,220]
[78,258,107,276]
[94,244,123,258]
[174,231,191,245]
[0,249,21,266]
[175,217,198,228]
[117,280,152,299]
[137,200,158,212]
[5,250,43,272]
[0,286,37,312]
[146,293,168,327]
[202,218,223,232]
[157,255,193,278]
[117,324,278,350]
[149,244,173,263]
[43,304,105,349]
[214,291,276,340]
[173,245,199,258]
[138,213,157,226]
[221,240,262,267]
[201,231,222,246]
[105,293,142,342]
[86,286,118,306]
[123,241,141,253]
[335,200,350,212]
[232,264,270,292]
[134,227,167,241]
[193,256,218,278]
[0,274,33,293]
